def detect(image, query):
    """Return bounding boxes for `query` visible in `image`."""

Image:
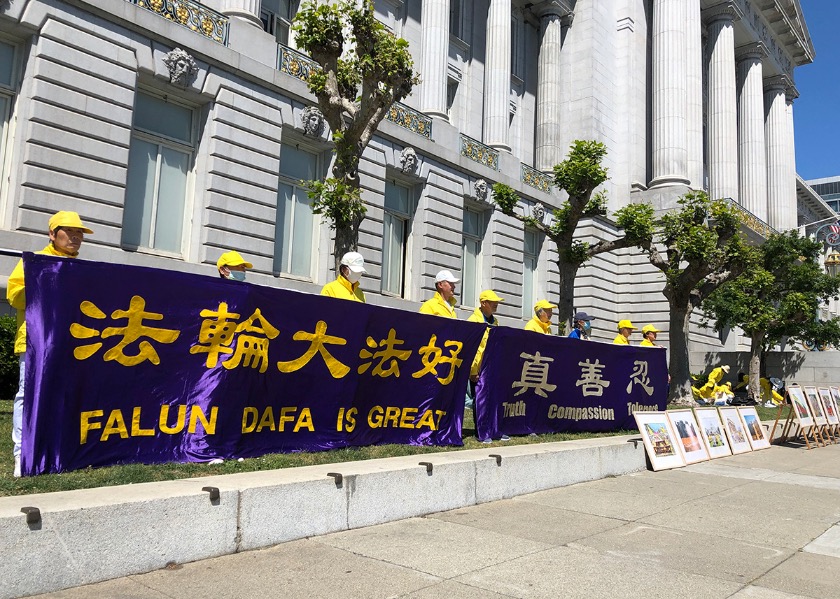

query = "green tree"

[702,231,840,400]
[492,140,655,328]
[293,0,419,269]
[632,191,754,404]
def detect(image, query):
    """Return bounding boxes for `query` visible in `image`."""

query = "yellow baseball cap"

[479,290,504,302]
[217,251,253,269]
[617,319,636,330]
[642,324,660,334]
[48,211,93,234]
[534,299,557,310]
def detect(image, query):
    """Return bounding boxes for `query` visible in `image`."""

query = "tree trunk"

[556,260,579,335]
[748,331,764,402]
[668,302,694,405]
[331,151,364,273]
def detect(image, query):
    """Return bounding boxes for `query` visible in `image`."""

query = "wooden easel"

[773,386,820,449]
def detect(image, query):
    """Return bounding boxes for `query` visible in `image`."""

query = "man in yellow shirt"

[321,252,366,302]
[7,211,93,477]
[217,251,253,281]
[466,289,503,381]
[613,319,636,344]
[419,270,458,317]
[640,324,661,347]
[525,299,556,334]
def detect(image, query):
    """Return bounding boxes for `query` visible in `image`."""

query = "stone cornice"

[735,41,768,62]
[763,73,791,93]
[530,0,574,21]
[702,1,743,25]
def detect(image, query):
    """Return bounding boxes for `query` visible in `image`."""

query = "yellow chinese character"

[223,308,280,373]
[357,328,412,377]
[189,302,240,367]
[71,296,180,366]
[277,320,350,378]
[411,334,463,385]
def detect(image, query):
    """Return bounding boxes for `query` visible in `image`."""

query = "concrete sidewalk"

[27,442,840,599]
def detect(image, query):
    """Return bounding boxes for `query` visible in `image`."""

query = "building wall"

[0,0,814,352]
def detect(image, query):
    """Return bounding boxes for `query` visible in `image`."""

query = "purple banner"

[21,254,484,475]
[474,327,667,440]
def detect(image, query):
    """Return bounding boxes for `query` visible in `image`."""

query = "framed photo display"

[818,388,839,426]
[831,387,840,416]
[693,407,732,459]
[634,412,686,471]
[667,409,710,464]
[804,386,827,427]
[718,407,753,454]
[738,406,771,450]
[787,385,814,429]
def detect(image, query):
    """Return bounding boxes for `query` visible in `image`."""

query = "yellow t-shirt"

[467,307,497,377]
[419,292,457,318]
[613,334,630,345]
[320,276,365,302]
[7,244,78,355]
[525,316,551,334]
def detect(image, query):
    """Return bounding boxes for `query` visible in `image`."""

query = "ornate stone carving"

[399,147,418,175]
[532,203,546,222]
[163,48,198,86]
[474,179,489,203]
[301,106,325,137]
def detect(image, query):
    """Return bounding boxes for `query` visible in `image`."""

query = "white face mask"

[227,270,246,282]
[345,270,362,284]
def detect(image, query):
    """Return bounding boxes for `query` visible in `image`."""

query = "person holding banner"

[6,211,93,477]
[640,324,661,347]
[525,299,557,334]
[568,311,594,340]
[217,251,253,281]
[613,319,636,345]
[465,289,503,407]
[321,251,367,302]
[419,270,459,317]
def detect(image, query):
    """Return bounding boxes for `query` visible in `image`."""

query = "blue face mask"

[227,270,246,282]
[583,320,592,332]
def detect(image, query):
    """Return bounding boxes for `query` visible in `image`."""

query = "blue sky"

[794,0,839,180]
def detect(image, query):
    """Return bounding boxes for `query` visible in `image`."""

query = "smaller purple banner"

[474,327,667,440]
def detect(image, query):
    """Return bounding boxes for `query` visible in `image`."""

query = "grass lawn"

[0,398,793,498]
[0,399,636,498]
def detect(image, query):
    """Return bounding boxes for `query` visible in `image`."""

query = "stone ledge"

[0,434,645,599]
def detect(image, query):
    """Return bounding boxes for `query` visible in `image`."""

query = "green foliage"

[703,231,840,350]
[292,1,418,259]
[306,177,366,230]
[614,203,655,245]
[553,140,608,198]
[491,182,520,216]
[0,315,17,401]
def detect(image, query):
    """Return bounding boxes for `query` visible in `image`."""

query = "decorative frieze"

[132,0,229,45]
[723,197,776,240]
[385,102,432,139]
[278,44,320,82]
[521,164,551,193]
[460,134,499,171]
[163,48,198,86]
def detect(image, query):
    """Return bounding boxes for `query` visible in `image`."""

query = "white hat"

[340,252,366,273]
[435,269,459,284]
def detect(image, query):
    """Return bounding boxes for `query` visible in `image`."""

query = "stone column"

[705,3,740,202]
[650,0,689,187]
[220,0,263,28]
[420,0,450,119]
[483,0,512,150]
[736,43,768,221]
[534,3,572,171]
[686,1,704,189]
[765,76,790,231]
[784,88,799,230]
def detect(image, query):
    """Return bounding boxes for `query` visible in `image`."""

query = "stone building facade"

[0,0,827,353]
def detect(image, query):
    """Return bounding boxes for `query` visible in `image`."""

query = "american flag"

[830,224,840,234]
